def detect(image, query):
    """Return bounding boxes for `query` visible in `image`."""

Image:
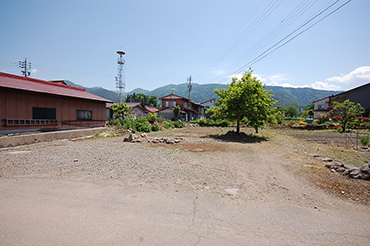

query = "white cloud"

[325,66,370,85]
[311,81,342,91]
[227,73,243,80]
[263,73,310,88]
[228,73,267,83]
[213,69,227,76]
[31,69,39,73]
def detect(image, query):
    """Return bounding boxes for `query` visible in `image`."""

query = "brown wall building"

[0,72,112,133]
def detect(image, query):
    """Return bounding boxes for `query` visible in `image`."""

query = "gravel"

[0,137,238,195]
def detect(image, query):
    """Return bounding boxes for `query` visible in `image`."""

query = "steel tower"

[115,50,126,103]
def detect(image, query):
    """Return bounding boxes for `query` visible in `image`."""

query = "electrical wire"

[217,0,351,84]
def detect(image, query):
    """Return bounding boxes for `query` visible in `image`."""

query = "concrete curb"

[0,127,109,148]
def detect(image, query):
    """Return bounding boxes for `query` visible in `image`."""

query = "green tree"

[331,100,365,132]
[111,102,132,120]
[286,105,299,117]
[301,103,314,118]
[148,95,158,108]
[208,69,276,133]
[275,105,287,115]
[173,105,181,120]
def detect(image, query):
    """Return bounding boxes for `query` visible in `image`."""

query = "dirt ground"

[1,126,369,245]
[146,126,370,206]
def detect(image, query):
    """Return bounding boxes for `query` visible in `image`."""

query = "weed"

[360,136,370,146]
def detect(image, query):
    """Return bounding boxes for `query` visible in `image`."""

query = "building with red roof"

[0,72,112,132]
[158,94,204,121]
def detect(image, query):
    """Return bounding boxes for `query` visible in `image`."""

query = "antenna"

[187,75,192,100]
[19,58,31,77]
[115,49,126,103]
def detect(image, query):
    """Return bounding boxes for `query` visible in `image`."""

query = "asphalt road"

[1,178,369,245]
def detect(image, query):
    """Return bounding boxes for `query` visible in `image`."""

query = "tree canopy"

[208,69,276,133]
[286,105,299,117]
[111,102,132,120]
[125,93,158,108]
[331,99,364,132]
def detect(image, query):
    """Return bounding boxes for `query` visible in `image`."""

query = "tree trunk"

[236,118,240,134]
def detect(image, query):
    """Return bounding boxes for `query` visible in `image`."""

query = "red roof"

[0,72,112,103]
[146,107,159,113]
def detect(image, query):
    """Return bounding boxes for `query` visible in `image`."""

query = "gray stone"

[344,165,359,170]
[224,188,239,196]
[321,157,333,162]
[360,164,370,173]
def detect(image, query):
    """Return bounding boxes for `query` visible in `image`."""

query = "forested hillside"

[65,81,339,107]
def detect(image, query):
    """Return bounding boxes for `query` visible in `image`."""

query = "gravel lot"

[1,126,368,206]
[1,127,369,245]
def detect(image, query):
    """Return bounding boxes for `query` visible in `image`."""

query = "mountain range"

[65,80,339,108]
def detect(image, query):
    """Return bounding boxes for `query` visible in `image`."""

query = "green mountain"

[65,81,339,108]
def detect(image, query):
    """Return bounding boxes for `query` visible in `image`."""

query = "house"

[157,94,204,121]
[146,107,159,114]
[200,98,216,118]
[126,102,150,118]
[107,102,159,119]
[329,82,370,117]
[0,72,112,133]
[312,82,370,119]
[312,96,331,118]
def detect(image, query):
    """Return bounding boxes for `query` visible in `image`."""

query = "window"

[165,101,176,107]
[77,110,92,120]
[33,107,56,119]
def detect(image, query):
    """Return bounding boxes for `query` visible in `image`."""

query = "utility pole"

[187,75,192,100]
[115,50,126,103]
[19,58,31,77]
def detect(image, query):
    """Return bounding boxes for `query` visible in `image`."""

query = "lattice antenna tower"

[19,58,31,77]
[115,50,126,103]
[187,75,192,100]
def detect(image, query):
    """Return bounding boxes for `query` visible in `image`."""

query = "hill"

[65,81,339,107]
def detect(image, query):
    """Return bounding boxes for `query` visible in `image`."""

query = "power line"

[193,0,283,79]
[218,0,351,84]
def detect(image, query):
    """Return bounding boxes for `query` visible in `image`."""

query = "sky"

[0,0,369,93]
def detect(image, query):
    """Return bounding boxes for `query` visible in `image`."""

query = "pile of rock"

[317,157,370,181]
[123,134,184,144]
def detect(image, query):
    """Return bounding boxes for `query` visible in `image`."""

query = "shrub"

[163,122,174,129]
[360,136,370,146]
[148,113,157,124]
[133,117,151,132]
[151,122,160,131]
[173,120,185,128]
[317,113,330,125]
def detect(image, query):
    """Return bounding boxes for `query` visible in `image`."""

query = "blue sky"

[0,0,369,93]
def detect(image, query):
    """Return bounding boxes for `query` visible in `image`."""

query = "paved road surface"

[1,178,369,245]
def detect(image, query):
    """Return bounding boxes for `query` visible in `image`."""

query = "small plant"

[147,113,157,124]
[360,136,370,146]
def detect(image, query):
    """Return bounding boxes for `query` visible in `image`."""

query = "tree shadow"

[203,130,269,144]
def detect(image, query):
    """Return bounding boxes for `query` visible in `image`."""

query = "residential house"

[126,102,148,118]
[107,102,159,120]
[312,82,370,119]
[329,82,370,117]
[158,94,204,121]
[312,96,331,118]
[200,98,216,118]
[0,72,112,133]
